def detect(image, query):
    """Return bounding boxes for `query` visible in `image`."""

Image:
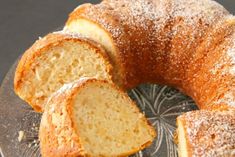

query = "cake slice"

[39,78,156,157]
[64,3,136,89]
[176,110,235,157]
[14,32,113,112]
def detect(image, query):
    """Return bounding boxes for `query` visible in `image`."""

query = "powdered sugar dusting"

[53,30,87,39]
[101,0,229,82]
[217,91,235,107]
[105,0,228,33]
[51,77,90,96]
[172,0,228,25]
[227,33,235,75]
[45,77,91,111]
[67,0,232,88]
[181,110,235,157]
[106,0,171,35]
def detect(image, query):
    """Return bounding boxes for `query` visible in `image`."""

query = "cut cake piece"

[176,110,235,157]
[14,31,113,112]
[39,78,156,157]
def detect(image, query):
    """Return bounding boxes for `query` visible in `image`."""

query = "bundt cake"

[14,32,113,112]
[14,0,235,156]
[176,110,235,157]
[64,0,235,110]
[39,78,156,157]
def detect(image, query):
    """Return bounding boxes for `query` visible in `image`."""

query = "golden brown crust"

[184,18,235,110]
[39,79,87,157]
[66,3,136,89]
[165,0,229,87]
[17,0,235,156]
[14,32,113,112]
[65,0,235,111]
[40,78,156,157]
[177,110,235,157]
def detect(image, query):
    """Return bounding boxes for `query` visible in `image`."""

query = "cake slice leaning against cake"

[176,110,235,157]
[14,31,113,112]
[39,78,156,157]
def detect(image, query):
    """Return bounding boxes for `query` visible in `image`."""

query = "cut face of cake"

[64,3,133,89]
[39,78,156,157]
[14,32,113,112]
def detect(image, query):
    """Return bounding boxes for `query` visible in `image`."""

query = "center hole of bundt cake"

[128,84,198,118]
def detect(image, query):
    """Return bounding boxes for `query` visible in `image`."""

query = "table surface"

[0,0,234,85]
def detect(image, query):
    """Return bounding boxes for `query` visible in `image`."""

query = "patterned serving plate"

[0,60,198,157]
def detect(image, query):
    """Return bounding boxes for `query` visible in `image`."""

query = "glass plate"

[0,59,198,157]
